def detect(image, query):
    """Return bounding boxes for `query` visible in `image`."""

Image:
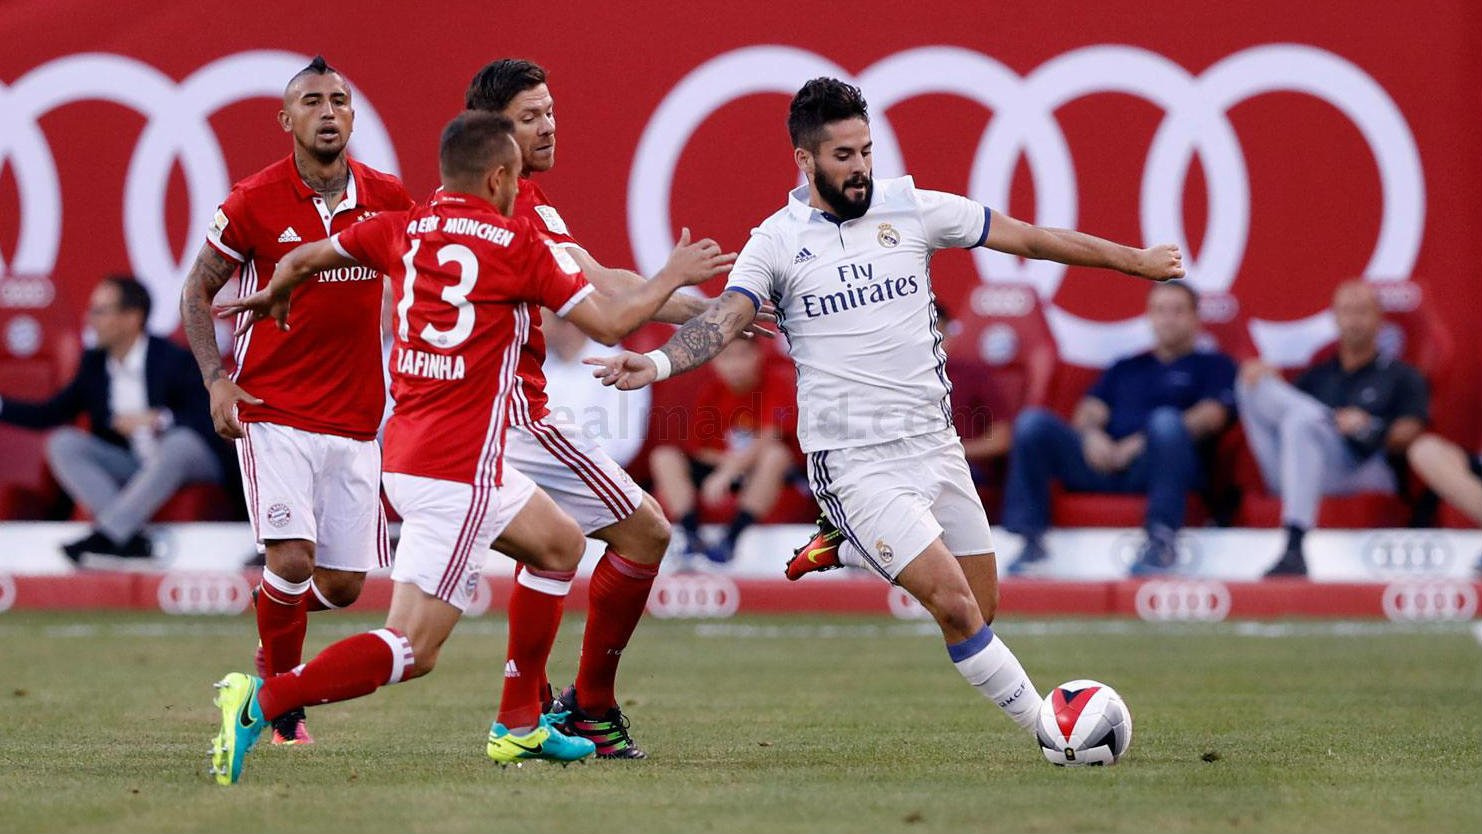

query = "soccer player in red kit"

[206,111,734,784]
[463,59,768,758]
[180,56,413,746]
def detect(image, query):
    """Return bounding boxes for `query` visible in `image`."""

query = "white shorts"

[502,415,644,534]
[383,468,536,612]
[237,422,389,572]
[807,427,995,581]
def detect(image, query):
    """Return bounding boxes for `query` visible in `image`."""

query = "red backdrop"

[2,0,1478,443]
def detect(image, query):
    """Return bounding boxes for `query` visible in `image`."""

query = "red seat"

[70,482,237,524]
[956,283,1058,414]
[1234,492,1408,528]
[1438,504,1478,530]
[0,303,81,520]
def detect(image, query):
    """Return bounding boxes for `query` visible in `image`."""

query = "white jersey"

[726,176,990,452]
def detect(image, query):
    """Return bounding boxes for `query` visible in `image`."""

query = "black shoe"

[555,685,647,759]
[61,531,118,564]
[1264,547,1308,578]
[117,533,153,558]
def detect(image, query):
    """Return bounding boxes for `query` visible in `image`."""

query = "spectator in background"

[0,275,226,562]
[1238,280,1428,577]
[1003,282,1235,575]
[540,310,651,467]
[935,301,1013,481]
[649,338,797,563]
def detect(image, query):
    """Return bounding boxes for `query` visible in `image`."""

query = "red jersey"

[206,155,413,440]
[508,178,582,425]
[688,364,800,455]
[334,191,593,484]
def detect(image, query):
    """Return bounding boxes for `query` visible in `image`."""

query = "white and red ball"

[1035,679,1133,766]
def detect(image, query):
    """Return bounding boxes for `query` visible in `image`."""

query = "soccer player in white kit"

[588,78,1184,743]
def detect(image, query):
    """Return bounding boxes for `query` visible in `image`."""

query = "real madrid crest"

[875,538,895,564]
[876,223,900,248]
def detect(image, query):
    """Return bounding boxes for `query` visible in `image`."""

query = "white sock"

[949,625,1042,732]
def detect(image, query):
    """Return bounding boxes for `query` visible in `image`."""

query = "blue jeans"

[1000,407,1201,538]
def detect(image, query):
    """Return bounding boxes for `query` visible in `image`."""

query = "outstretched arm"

[567,243,773,336]
[213,239,359,333]
[985,209,1184,281]
[585,290,758,390]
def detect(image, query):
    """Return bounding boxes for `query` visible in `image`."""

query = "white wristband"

[643,349,673,381]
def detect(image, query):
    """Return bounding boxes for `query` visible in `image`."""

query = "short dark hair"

[465,59,547,112]
[1153,280,1199,309]
[440,111,518,183]
[102,274,151,321]
[285,55,342,93]
[788,77,869,152]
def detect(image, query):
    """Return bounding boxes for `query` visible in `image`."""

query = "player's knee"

[632,499,672,556]
[315,571,365,608]
[265,540,315,583]
[527,519,587,572]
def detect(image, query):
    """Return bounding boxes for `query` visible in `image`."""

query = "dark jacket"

[0,335,226,464]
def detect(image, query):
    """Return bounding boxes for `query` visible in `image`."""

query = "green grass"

[1,612,1479,834]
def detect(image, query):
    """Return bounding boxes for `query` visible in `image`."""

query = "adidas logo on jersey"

[504,659,520,679]
[277,226,302,243]
[793,247,816,264]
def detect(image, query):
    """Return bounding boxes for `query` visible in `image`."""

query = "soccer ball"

[1035,679,1133,766]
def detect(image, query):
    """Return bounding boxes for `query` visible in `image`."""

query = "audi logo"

[156,572,252,615]
[1361,533,1454,575]
[1134,580,1232,622]
[0,573,15,613]
[886,588,931,620]
[631,44,1421,369]
[1380,581,1478,622]
[646,574,740,619]
[1,51,399,333]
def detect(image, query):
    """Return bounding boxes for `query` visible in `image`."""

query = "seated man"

[1002,282,1235,575]
[1238,280,1428,577]
[539,310,651,468]
[935,301,1013,483]
[0,275,226,562]
[648,338,798,563]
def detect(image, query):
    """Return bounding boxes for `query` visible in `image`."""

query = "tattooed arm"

[585,290,758,390]
[179,243,260,439]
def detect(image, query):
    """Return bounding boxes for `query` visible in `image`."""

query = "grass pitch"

[1,611,1479,834]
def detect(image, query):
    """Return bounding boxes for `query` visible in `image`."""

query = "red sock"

[257,570,310,675]
[257,628,413,720]
[497,567,574,731]
[305,582,334,612]
[576,550,659,712]
[511,564,551,698]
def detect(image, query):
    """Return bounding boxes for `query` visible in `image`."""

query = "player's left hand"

[1132,244,1184,281]
[740,302,778,340]
[585,352,659,390]
[214,289,292,335]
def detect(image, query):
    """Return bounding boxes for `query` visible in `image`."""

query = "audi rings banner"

[1,0,1477,439]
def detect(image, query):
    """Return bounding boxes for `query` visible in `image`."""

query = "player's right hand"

[584,352,658,390]
[664,227,737,286]
[214,289,293,335]
[209,378,263,440]
[1132,244,1184,281]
